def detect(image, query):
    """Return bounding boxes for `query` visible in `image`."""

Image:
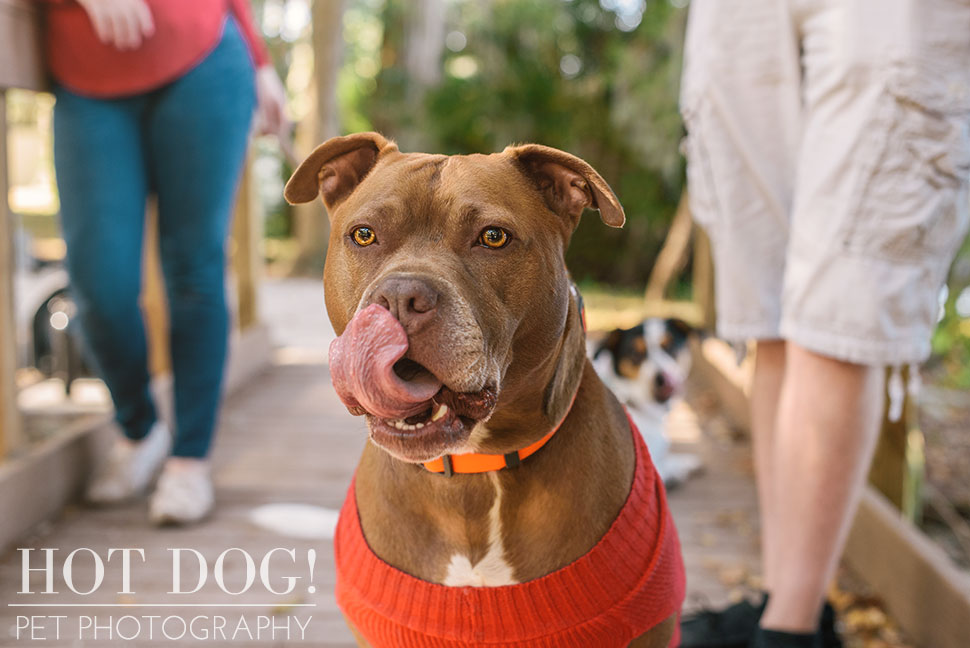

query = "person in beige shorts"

[679,1,970,647]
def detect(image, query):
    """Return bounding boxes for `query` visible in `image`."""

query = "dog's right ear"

[284,132,396,209]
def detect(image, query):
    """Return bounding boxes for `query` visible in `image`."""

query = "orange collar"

[422,386,578,476]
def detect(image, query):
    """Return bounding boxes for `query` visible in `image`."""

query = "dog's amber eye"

[478,227,510,249]
[351,226,376,247]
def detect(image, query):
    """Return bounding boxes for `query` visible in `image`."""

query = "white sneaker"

[86,421,170,504]
[149,458,214,526]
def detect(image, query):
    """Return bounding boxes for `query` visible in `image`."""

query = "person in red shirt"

[44,0,287,525]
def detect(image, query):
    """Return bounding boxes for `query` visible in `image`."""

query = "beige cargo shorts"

[680,0,970,366]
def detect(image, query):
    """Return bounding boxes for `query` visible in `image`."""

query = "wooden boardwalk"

[0,281,761,646]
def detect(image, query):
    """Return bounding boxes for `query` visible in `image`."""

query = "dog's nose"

[653,372,675,403]
[370,276,439,333]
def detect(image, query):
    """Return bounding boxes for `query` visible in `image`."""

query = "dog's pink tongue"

[329,304,441,419]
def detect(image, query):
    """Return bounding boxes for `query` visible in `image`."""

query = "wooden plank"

[1,0,47,457]
[843,486,970,648]
[0,362,361,646]
[690,336,752,434]
[645,190,692,302]
[231,154,261,331]
[642,299,704,329]
[868,366,924,521]
[290,0,344,274]
[692,224,716,331]
[0,413,112,553]
[0,324,271,555]
[0,94,27,457]
[142,200,170,376]
[0,0,47,92]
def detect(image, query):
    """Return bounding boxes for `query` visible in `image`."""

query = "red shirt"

[334,415,686,647]
[43,0,270,98]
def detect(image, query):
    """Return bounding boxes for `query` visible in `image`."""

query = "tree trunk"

[404,0,446,87]
[394,0,445,150]
[292,0,344,276]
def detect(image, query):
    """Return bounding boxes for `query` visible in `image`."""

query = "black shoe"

[680,595,769,648]
[747,603,843,648]
[680,595,842,648]
[749,628,821,648]
[819,602,842,648]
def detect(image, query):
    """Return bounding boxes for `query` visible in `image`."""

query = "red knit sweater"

[43,0,269,98]
[334,416,686,647]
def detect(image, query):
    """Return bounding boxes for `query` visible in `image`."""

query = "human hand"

[76,0,155,51]
[254,65,291,142]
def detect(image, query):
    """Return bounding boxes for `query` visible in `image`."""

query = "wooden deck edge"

[690,336,752,433]
[843,486,970,648]
[0,413,111,555]
[225,323,274,395]
[0,324,274,554]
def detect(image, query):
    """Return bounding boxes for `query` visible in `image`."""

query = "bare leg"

[750,339,787,594]
[760,343,884,632]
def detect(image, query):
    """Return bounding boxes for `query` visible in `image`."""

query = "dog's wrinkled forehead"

[339,153,552,233]
[283,132,625,231]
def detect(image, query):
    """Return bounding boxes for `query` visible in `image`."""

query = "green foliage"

[930,238,970,390]
[345,0,688,288]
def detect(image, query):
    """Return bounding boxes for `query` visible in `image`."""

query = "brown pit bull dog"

[285,132,685,648]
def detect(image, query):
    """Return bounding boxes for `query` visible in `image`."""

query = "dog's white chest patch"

[442,473,517,587]
[442,552,515,587]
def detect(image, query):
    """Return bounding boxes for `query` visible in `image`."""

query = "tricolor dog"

[591,319,702,486]
[285,132,685,647]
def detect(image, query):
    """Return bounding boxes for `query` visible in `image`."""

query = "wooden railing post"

[645,190,692,303]
[1,0,47,459]
[231,153,261,331]
[691,224,716,332]
[869,366,925,521]
[1,92,26,457]
[142,199,170,376]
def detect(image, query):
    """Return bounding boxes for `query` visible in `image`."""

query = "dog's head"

[285,132,624,463]
[592,318,693,410]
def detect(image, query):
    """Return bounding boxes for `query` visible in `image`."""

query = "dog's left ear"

[506,144,625,229]
[284,132,397,209]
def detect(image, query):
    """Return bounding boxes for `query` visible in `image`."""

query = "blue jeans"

[53,17,256,458]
